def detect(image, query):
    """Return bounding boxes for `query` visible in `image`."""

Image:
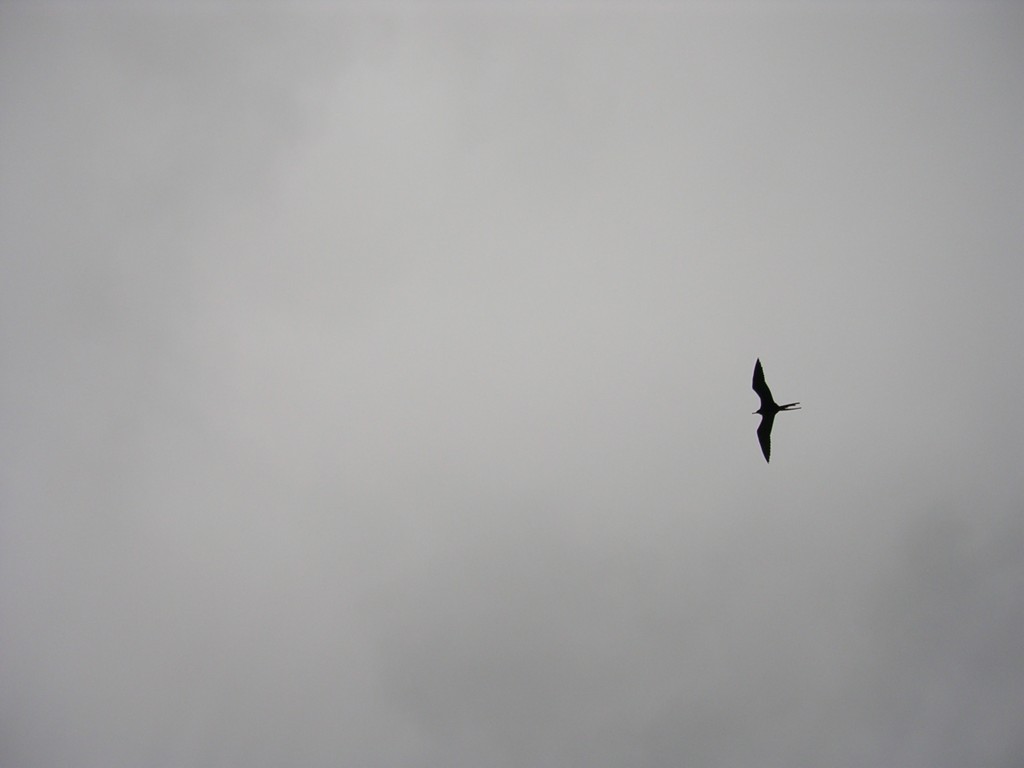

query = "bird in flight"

[752,358,800,462]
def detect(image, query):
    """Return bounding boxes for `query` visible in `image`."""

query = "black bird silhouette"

[752,358,800,462]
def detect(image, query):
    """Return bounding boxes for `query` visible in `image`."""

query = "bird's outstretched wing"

[756,413,775,462]
[752,358,776,409]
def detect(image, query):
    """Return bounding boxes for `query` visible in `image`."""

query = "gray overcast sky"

[2,2,1023,767]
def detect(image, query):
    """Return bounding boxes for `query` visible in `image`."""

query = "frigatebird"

[752,358,800,462]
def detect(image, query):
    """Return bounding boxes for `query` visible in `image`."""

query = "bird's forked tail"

[779,402,801,410]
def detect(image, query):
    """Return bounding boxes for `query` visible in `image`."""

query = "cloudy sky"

[2,2,1023,766]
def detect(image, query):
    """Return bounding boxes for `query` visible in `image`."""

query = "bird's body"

[752,358,800,462]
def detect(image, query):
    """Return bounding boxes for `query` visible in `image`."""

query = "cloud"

[2,5,1023,768]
